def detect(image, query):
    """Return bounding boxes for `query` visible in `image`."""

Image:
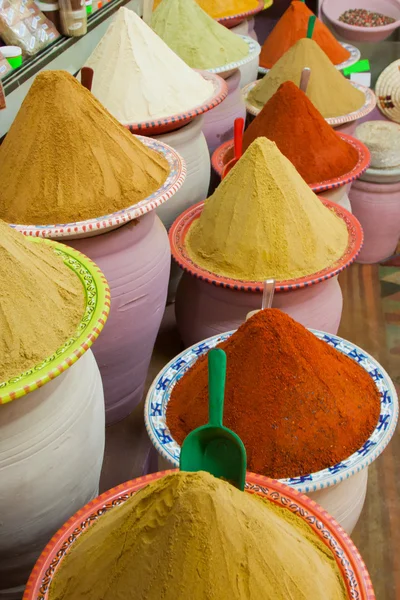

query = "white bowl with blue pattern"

[145,328,398,533]
[207,35,261,80]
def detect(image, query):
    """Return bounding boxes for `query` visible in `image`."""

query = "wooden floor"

[101,261,400,600]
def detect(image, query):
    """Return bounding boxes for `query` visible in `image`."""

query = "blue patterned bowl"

[145,329,398,494]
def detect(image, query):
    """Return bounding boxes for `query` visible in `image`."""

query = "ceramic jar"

[202,70,246,154]
[175,274,343,347]
[350,179,400,263]
[154,118,210,301]
[318,185,353,213]
[68,212,170,424]
[0,350,104,600]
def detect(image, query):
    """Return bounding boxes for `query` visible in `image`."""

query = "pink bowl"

[23,470,375,600]
[322,0,400,43]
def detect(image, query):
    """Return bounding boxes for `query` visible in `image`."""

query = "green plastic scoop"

[180,348,247,491]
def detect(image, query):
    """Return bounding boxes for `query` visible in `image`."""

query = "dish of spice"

[166,310,381,480]
[339,9,395,27]
[0,220,84,382]
[46,471,348,600]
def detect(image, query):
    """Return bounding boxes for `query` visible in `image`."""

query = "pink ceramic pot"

[175,274,343,347]
[322,0,400,43]
[350,179,400,264]
[67,212,170,424]
[202,70,246,154]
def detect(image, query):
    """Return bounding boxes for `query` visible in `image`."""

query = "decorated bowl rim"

[0,239,110,404]
[207,35,261,75]
[8,136,186,239]
[168,198,364,292]
[217,0,265,24]
[144,329,398,494]
[23,469,375,600]
[211,133,371,191]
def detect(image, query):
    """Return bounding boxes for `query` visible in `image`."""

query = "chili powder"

[167,310,381,479]
[241,81,360,184]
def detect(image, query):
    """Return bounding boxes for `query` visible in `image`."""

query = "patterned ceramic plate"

[258,43,361,75]
[211,133,370,192]
[125,72,228,135]
[168,198,363,292]
[243,81,377,126]
[0,240,110,405]
[10,136,186,240]
[144,330,398,494]
[207,36,261,80]
[23,470,375,600]
[217,0,265,28]
[375,59,400,124]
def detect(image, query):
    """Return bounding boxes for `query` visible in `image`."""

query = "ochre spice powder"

[167,310,381,479]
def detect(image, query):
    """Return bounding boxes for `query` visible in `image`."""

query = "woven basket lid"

[376,59,400,123]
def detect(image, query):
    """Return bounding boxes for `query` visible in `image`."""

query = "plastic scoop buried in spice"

[180,348,247,491]
[222,117,244,178]
[246,279,275,320]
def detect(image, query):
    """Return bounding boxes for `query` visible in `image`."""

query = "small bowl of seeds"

[322,0,400,42]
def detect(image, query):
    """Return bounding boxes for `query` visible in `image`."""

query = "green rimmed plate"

[0,239,110,405]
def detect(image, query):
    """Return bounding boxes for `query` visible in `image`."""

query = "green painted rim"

[0,239,110,404]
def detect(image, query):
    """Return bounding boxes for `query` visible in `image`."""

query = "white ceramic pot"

[318,184,353,213]
[239,53,260,88]
[349,179,400,264]
[68,212,170,424]
[175,273,343,347]
[154,117,210,302]
[0,350,104,600]
[156,454,367,535]
[202,70,246,154]
[229,20,249,35]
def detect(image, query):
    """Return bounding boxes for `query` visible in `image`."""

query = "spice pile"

[48,471,347,600]
[85,7,214,124]
[167,310,381,479]
[355,121,400,168]
[153,0,259,19]
[0,70,169,225]
[152,0,249,69]
[186,137,348,281]
[0,220,84,382]
[260,0,350,68]
[339,9,395,27]
[242,81,359,183]
[248,38,365,118]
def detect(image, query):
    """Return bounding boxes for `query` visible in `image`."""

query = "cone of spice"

[242,81,359,183]
[151,0,249,69]
[47,471,348,600]
[152,0,259,19]
[0,220,84,382]
[0,70,169,226]
[185,137,348,282]
[248,38,365,119]
[260,0,350,69]
[167,310,381,479]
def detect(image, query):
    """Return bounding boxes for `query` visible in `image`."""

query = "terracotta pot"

[350,179,400,263]
[68,212,170,424]
[175,273,343,347]
[0,350,104,600]
[202,70,246,154]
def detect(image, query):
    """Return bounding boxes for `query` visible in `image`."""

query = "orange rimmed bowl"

[125,72,228,136]
[169,198,363,292]
[217,0,264,28]
[212,133,371,194]
[23,470,375,600]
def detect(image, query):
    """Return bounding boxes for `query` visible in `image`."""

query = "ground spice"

[0,70,169,226]
[248,38,365,119]
[153,0,259,19]
[48,471,347,600]
[339,9,395,27]
[152,0,249,69]
[260,0,350,68]
[186,137,348,281]
[0,220,84,382]
[167,310,381,479]
[242,81,359,183]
